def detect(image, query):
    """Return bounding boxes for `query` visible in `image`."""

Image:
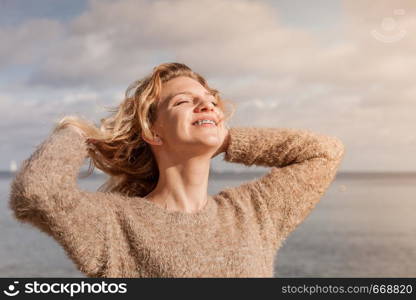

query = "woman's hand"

[211,122,230,158]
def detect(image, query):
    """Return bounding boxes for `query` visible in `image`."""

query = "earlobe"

[141,132,162,146]
[154,136,162,144]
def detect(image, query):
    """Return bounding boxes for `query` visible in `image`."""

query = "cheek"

[156,110,180,128]
[164,115,189,138]
[158,110,193,139]
[216,110,225,123]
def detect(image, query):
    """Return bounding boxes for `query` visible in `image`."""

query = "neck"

[145,154,211,213]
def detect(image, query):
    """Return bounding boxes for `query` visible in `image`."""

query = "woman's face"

[151,76,226,156]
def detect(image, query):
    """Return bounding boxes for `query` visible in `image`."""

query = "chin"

[198,134,221,145]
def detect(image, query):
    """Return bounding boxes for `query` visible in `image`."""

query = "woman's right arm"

[9,126,128,277]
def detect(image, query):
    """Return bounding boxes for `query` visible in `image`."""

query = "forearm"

[10,126,88,213]
[224,127,344,167]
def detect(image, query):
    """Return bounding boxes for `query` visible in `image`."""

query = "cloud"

[21,0,322,87]
[0,19,64,67]
[1,0,416,171]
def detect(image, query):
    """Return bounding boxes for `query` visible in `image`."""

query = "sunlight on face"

[153,76,226,153]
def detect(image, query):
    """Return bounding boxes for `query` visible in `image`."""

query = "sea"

[1,172,415,278]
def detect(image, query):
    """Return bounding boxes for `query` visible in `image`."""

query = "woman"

[9,62,345,278]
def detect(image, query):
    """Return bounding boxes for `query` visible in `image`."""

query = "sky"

[1,0,415,172]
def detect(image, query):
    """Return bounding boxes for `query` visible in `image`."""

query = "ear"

[141,132,163,146]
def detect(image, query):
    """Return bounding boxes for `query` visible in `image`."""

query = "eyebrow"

[165,91,214,104]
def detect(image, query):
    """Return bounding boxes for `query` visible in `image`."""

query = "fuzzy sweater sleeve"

[9,127,128,277]
[221,127,345,245]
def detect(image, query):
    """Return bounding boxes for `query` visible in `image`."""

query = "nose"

[194,99,215,113]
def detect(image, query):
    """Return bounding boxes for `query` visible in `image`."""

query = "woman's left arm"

[219,127,345,244]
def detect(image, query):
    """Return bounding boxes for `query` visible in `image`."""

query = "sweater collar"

[135,195,216,224]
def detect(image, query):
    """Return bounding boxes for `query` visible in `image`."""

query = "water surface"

[1,174,415,277]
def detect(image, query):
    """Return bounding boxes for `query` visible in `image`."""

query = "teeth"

[194,119,216,126]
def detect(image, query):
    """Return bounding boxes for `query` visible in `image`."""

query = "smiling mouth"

[192,120,217,127]
[193,123,216,128]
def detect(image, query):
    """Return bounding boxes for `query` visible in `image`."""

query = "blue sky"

[1,0,415,172]
[0,0,87,26]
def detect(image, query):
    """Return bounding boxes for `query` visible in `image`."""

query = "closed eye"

[175,100,189,106]
[175,98,218,106]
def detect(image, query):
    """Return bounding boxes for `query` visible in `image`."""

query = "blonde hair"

[54,62,235,197]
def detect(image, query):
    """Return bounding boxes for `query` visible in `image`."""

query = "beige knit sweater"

[9,126,345,278]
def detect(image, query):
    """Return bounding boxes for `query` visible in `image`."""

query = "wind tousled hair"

[54,62,235,197]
